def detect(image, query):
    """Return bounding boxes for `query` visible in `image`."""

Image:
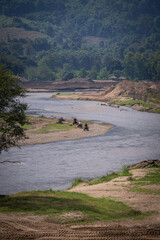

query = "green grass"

[88,165,131,185]
[130,187,160,195]
[33,123,74,133]
[21,116,97,134]
[33,120,94,133]
[151,107,160,113]
[132,168,160,186]
[109,98,160,113]
[88,172,120,185]
[129,168,160,194]
[110,99,154,108]
[0,190,145,224]
[147,93,160,104]
[22,124,33,130]
[70,178,84,188]
[122,164,131,176]
[72,166,159,188]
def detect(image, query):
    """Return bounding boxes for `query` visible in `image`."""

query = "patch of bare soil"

[0,27,48,42]
[101,80,160,101]
[0,212,160,240]
[83,36,108,46]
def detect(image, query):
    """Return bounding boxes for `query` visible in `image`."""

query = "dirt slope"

[53,80,160,102]
[53,80,160,112]
[101,80,160,101]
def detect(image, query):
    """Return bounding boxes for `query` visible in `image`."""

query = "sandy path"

[19,123,112,146]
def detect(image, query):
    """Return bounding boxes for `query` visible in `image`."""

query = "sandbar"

[19,122,113,146]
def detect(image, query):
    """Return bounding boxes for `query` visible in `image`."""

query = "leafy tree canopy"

[0,65,27,153]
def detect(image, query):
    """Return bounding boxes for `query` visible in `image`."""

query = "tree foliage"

[0,66,27,153]
[0,0,160,81]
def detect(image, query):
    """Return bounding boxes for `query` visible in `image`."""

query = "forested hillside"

[0,0,160,82]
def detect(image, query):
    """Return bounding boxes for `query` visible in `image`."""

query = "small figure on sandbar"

[73,118,78,125]
[83,123,89,131]
[77,120,83,128]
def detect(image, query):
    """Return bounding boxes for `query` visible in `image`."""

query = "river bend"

[0,92,160,194]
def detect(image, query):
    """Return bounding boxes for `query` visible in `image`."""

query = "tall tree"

[124,52,135,79]
[0,66,27,153]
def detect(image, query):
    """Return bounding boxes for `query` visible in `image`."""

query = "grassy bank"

[0,190,143,225]
[71,162,160,189]
[71,165,132,187]
[110,99,153,107]
[110,97,160,113]
[24,116,94,134]
[130,168,160,195]
[34,123,73,133]
[1,162,159,225]
[71,163,160,197]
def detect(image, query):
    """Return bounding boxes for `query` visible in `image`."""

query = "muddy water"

[0,92,160,194]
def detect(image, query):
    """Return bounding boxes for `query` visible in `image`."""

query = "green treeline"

[0,0,160,81]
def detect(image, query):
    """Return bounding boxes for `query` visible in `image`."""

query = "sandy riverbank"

[68,166,160,227]
[0,160,160,239]
[52,80,160,113]
[19,117,113,146]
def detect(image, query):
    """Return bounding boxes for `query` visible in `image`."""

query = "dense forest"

[0,0,160,82]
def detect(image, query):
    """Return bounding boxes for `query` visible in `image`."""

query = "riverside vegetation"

[23,116,94,133]
[0,191,142,225]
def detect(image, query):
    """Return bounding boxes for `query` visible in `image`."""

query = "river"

[0,92,160,195]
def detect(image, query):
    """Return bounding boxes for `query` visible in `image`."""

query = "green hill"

[0,0,160,82]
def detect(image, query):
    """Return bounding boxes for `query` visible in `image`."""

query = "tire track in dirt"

[0,215,160,239]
